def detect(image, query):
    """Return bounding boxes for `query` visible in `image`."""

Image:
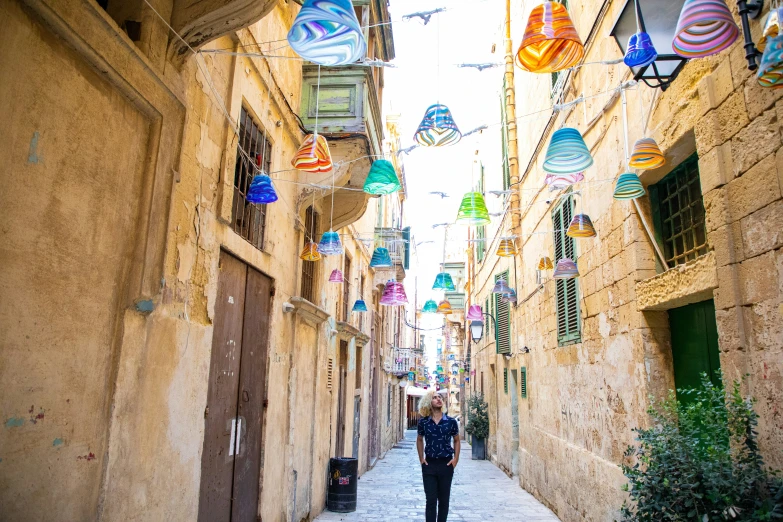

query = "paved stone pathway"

[314,430,561,521]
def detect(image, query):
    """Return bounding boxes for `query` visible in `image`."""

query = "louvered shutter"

[553,196,581,345]
[495,271,511,354]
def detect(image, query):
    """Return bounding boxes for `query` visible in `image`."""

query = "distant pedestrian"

[416,390,460,522]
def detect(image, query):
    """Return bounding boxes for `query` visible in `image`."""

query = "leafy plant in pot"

[465,393,489,460]
[620,373,783,521]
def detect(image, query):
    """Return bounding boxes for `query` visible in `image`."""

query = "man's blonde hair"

[418,390,447,417]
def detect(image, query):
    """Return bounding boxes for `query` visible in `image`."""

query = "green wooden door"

[668,300,721,399]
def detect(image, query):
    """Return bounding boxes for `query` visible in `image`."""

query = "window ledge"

[636,251,717,311]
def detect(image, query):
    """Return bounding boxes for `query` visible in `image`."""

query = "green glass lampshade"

[455,192,491,225]
[422,300,438,313]
[432,272,456,291]
[363,160,401,195]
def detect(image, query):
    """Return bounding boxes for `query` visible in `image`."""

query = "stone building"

[466,1,783,520]
[0,0,408,521]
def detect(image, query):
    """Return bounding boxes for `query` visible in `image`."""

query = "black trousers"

[421,457,454,522]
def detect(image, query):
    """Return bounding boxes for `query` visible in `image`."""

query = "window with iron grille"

[503,368,508,393]
[553,194,581,345]
[521,367,527,398]
[300,205,319,303]
[494,271,511,354]
[649,154,708,268]
[233,107,272,250]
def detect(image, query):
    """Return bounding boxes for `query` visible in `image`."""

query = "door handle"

[243,390,249,402]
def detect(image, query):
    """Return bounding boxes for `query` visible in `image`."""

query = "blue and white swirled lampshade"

[317,230,343,255]
[432,272,456,291]
[246,174,278,204]
[422,299,438,313]
[624,31,658,68]
[370,247,393,268]
[287,0,367,66]
[543,127,593,174]
[413,104,462,147]
[492,279,512,294]
[613,172,646,200]
[352,299,368,312]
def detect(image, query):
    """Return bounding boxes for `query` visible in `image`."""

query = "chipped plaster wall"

[466,1,783,521]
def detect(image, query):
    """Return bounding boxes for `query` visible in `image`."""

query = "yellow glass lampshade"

[628,138,665,170]
[516,1,584,73]
[496,239,518,257]
[538,256,554,270]
[300,242,322,261]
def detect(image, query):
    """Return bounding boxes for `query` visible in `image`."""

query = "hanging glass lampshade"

[287,0,367,66]
[613,172,646,200]
[566,213,597,238]
[408,371,416,381]
[543,128,593,174]
[544,171,585,190]
[515,1,585,73]
[300,242,322,261]
[758,35,783,89]
[328,269,344,283]
[246,174,278,204]
[317,230,343,255]
[629,138,665,169]
[553,258,579,279]
[625,31,658,68]
[496,239,518,257]
[363,159,401,195]
[466,305,484,321]
[380,281,408,306]
[369,247,393,268]
[432,272,456,291]
[672,0,739,58]
[492,278,512,294]
[292,134,333,172]
[501,289,518,304]
[758,8,782,52]
[422,299,438,313]
[437,300,453,315]
[352,299,368,312]
[413,104,462,147]
[538,256,554,270]
[456,192,491,225]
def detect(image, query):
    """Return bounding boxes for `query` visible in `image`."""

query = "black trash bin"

[327,457,358,513]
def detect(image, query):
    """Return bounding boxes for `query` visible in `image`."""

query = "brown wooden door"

[336,340,348,457]
[198,251,271,522]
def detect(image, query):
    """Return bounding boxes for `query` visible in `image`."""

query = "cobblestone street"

[314,431,560,521]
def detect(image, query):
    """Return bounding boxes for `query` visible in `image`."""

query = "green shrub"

[465,393,489,440]
[621,373,783,521]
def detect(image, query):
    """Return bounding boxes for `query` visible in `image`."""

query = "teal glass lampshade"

[247,174,278,204]
[352,299,368,312]
[317,230,343,256]
[432,272,456,291]
[613,172,646,200]
[369,247,393,267]
[422,299,438,313]
[287,0,367,66]
[543,127,593,174]
[414,104,462,147]
[363,160,401,195]
[455,192,491,225]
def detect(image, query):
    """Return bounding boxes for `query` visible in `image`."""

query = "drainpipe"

[620,88,669,270]
[504,0,521,237]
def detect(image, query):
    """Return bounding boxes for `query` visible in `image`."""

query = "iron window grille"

[233,107,272,250]
[521,367,527,398]
[552,194,581,345]
[300,205,319,304]
[503,368,508,393]
[649,154,708,269]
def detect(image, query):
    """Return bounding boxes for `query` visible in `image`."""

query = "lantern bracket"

[738,0,764,71]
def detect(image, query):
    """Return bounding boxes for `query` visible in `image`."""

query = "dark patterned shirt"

[417,415,459,458]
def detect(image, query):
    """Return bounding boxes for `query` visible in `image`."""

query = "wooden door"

[198,252,271,522]
[336,340,348,457]
[352,396,361,458]
[669,300,721,401]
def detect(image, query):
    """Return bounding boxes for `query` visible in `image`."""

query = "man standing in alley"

[417,390,460,522]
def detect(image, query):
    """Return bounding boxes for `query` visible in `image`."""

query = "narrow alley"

[314,431,560,522]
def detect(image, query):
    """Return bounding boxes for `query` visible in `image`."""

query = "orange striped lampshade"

[628,138,665,169]
[496,239,518,257]
[292,134,332,172]
[516,1,584,73]
[300,242,322,261]
[537,256,554,270]
[566,213,596,238]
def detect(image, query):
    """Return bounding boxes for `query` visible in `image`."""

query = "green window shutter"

[503,368,508,394]
[402,226,411,270]
[494,271,511,354]
[477,225,485,262]
[552,196,581,345]
[521,367,527,398]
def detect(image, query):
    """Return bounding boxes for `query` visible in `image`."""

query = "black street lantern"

[610,0,688,90]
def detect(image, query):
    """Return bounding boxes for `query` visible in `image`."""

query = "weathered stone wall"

[467,1,783,521]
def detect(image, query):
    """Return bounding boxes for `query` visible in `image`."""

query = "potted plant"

[465,393,489,460]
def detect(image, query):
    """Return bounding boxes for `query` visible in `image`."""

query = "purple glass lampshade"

[329,269,344,283]
[380,281,408,306]
[466,305,484,322]
[492,279,512,294]
[553,258,579,279]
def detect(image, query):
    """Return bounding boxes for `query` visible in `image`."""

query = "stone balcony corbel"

[288,296,330,326]
[336,321,370,346]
